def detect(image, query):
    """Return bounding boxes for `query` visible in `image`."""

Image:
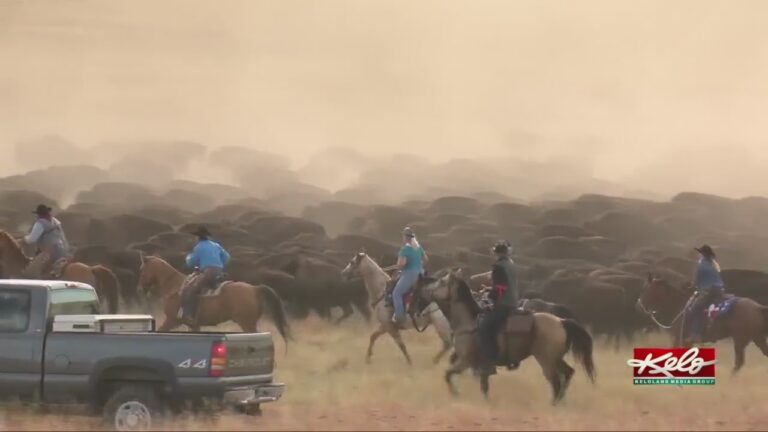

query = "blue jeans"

[181,267,222,320]
[393,269,421,321]
[479,306,511,369]
[687,287,723,340]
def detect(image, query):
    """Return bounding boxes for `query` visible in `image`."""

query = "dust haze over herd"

[4,0,768,201]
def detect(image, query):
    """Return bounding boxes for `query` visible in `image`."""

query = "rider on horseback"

[391,227,428,325]
[21,204,71,279]
[685,244,725,345]
[181,226,230,325]
[478,240,519,376]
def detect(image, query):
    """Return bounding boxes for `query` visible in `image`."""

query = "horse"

[0,231,120,314]
[637,273,768,373]
[340,252,453,365]
[417,268,596,404]
[137,255,291,344]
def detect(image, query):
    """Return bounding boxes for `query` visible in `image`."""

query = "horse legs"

[480,373,491,400]
[388,328,412,365]
[444,361,469,397]
[366,326,387,364]
[158,318,180,332]
[236,318,257,333]
[432,339,452,365]
[537,360,563,405]
[430,311,454,365]
[752,335,768,359]
[557,359,575,401]
[613,330,622,352]
[732,335,749,374]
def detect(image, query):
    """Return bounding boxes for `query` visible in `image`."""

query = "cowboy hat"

[32,204,52,215]
[695,244,716,259]
[193,226,211,237]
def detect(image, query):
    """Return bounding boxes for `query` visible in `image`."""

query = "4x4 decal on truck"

[177,359,208,369]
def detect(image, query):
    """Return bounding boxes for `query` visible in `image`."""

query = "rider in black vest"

[478,240,519,376]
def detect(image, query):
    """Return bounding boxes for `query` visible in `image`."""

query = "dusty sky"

[2,0,768,195]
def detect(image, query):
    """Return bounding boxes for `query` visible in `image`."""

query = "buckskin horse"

[137,255,291,345]
[0,231,120,313]
[637,273,768,373]
[417,268,596,403]
[340,251,453,365]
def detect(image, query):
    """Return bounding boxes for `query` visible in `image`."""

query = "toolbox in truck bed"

[52,314,156,333]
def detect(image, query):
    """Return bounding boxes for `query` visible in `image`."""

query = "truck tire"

[102,384,168,431]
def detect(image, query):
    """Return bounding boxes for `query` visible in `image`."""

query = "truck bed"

[41,331,276,403]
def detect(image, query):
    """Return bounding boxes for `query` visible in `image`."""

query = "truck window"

[0,290,31,332]
[49,288,100,321]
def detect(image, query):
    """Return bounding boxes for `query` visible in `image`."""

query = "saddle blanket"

[706,297,737,321]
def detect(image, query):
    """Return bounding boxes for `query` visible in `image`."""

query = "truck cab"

[0,279,284,430]
[0,279,100,401]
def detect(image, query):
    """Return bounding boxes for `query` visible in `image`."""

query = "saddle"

[705,294,737,323]
[183,272,233,297]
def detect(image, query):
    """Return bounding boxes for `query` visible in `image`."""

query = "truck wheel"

[102,384,167,431]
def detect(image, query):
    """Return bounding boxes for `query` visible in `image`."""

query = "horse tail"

[562,318,596,383]
[760,305,768,334]
[92,265,121,314]
[257,284,293,349]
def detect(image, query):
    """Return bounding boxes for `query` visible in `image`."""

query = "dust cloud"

[3,0,768,201]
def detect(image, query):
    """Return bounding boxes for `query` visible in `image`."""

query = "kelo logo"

[627,347,717,385]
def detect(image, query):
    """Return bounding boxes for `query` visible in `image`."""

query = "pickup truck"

[0,279,284,431]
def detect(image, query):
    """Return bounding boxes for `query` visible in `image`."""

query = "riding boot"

[684,312,703,345]
[685,293,711,345]
[479,333,498,376]
[180,284,200,325]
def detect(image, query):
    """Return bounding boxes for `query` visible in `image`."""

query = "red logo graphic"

[627,347,716,385]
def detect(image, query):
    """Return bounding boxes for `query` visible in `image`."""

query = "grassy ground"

[2,315,767,430]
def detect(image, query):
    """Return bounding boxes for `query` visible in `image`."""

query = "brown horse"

[418,269,596,403]
[0,231,120,313]
[637,273,768,373]
[137,255,291,344]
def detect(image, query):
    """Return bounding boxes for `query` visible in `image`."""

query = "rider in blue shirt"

[180,226,230,324]
[685,244,725,344]
[391,227,428,324]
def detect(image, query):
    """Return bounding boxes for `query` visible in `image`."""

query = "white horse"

[341,252,453,365]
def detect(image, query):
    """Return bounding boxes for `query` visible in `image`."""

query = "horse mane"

[454,276,482,317]
[361,254,390,279]
[0,231,29,264]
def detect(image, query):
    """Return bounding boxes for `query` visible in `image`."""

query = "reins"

[637,294,693,330]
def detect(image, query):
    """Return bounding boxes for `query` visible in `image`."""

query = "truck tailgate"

[224,333,275,377]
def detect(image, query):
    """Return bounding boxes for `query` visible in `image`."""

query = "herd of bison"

[3,171,768,348]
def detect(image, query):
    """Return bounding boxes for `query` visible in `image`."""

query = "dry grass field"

[2,316,767,431]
